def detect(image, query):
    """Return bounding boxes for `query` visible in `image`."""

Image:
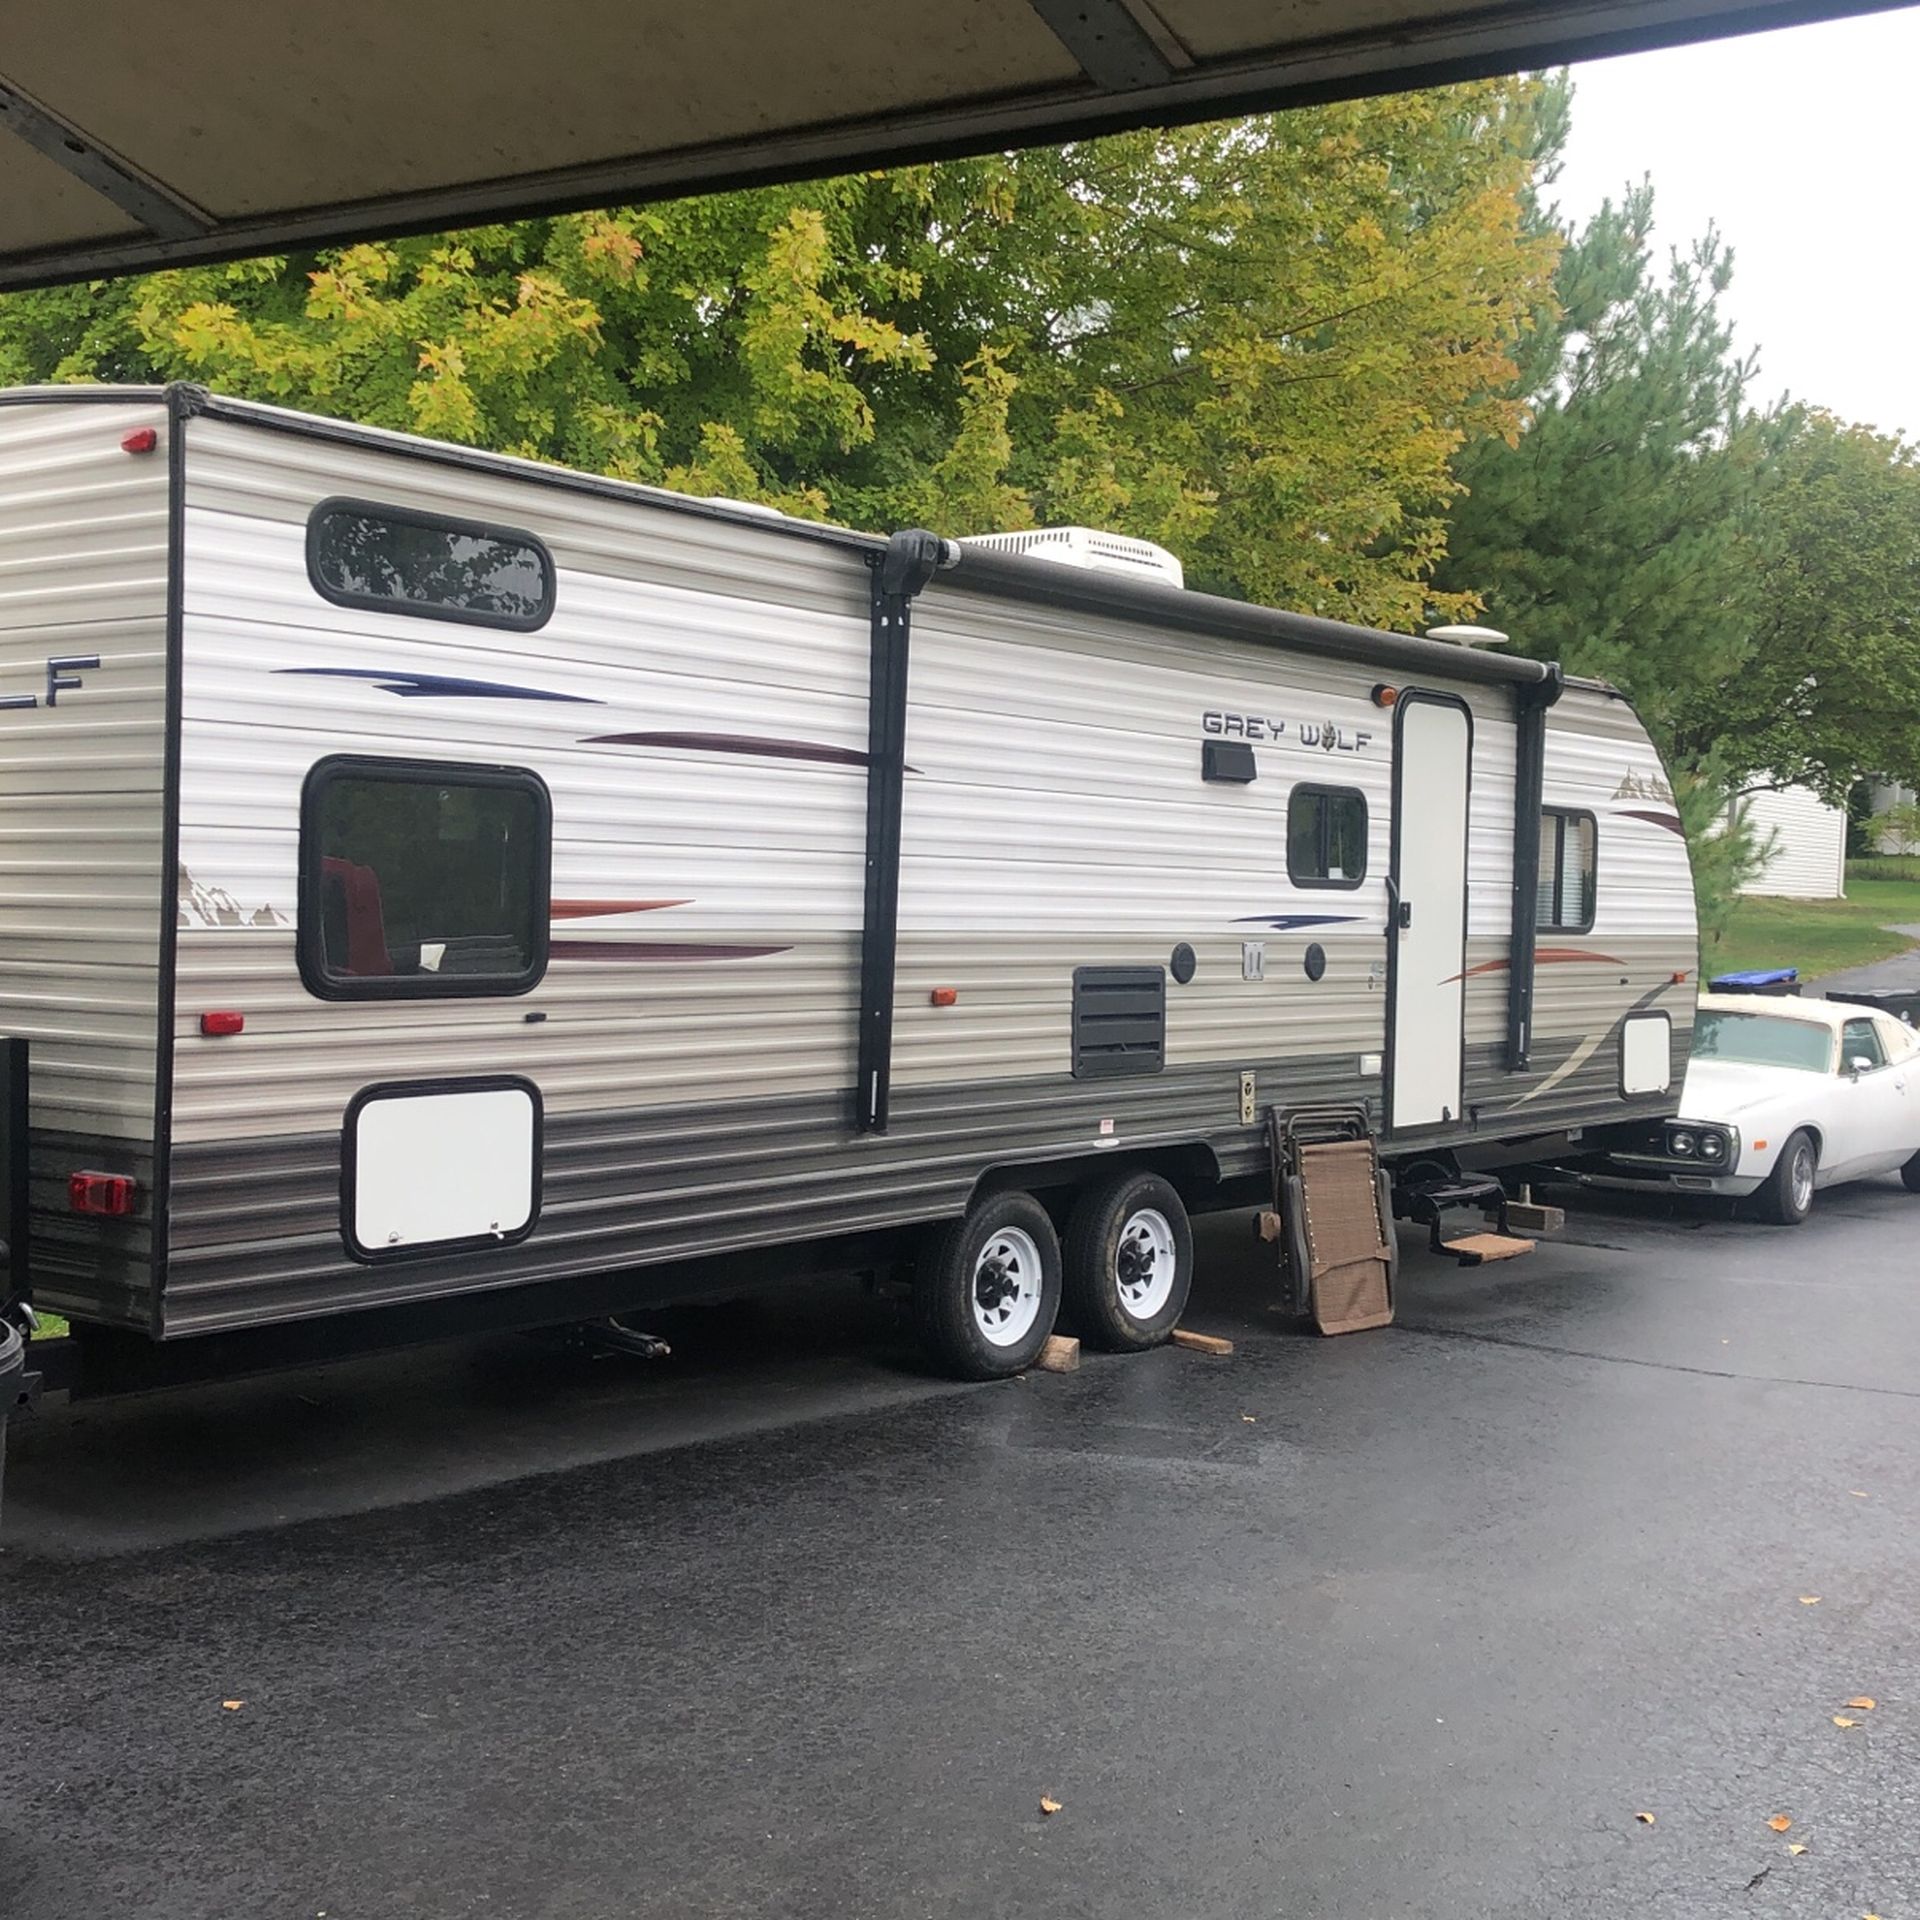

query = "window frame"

[297,754,553,1002]
[1285,783,1369,892]
[305,495,556,633]
[1536,806,1598,935]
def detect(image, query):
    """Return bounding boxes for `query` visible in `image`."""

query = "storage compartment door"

[346,1079,540,1259]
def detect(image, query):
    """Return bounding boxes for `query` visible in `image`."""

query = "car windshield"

[1692,1009,1834,1074]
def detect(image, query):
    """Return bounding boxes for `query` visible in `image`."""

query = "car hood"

[1679,1058,1822,1122]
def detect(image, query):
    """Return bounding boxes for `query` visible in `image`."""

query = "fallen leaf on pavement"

[1768,1815,1793,1833]
[1850,1490,1868,1498]
[1845,1697,1877,1711]
[1833,1716,1859,1729]
[1787,1844,1808,1856]
[1634,1812,1656,1826]
[221,1700,245,1711]
[1039,1796,1062,1816]
[1799,1596,1821,1606]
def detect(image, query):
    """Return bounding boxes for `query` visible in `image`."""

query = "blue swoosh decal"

[276,668,601,704]
[1232,913,1363,931]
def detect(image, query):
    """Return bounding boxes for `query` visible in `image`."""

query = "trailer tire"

[1063,1171,1193,1351]
[914,1191,1062,1379]
[1902,1149,1920,1194]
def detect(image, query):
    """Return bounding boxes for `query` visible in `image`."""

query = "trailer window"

[299,757,550,1000]
[1536,808,1596,933]
[307,498,554,631]
[1287,786,1367,889]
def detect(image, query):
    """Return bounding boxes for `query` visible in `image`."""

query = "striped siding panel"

[0,397,171,1326]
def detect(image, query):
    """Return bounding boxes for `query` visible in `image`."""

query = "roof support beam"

[0,75,212,240]
[1027,0,1178,89]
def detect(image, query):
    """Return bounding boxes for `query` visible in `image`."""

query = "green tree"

[1673,409,1920,806]
[1437,182,1767,745]
[0,80,1563,628]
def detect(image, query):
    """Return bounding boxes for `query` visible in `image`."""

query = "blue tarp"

[1710,967,1799,990]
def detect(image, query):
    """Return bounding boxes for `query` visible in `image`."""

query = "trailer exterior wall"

[0,394,171,1327]
[0,388,1698,1340]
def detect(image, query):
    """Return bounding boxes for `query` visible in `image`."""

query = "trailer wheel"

[1901,1149,1920,1195]
[914,1192,1062,1379]
[1064,1171,1193,1351]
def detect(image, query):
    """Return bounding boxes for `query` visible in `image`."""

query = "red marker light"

[70,1170,136,1217]
[121,427,159,455]
[199,1010,245,1036]
[1371,683,1399,708]
[929,987,958,1007]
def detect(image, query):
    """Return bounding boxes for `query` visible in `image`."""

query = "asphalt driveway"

[5,1179,1919,1919]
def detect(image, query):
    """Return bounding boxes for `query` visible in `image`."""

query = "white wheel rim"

[971,1226,1045,1348]
[1114,1207,1178,1322]
[1790,1143,1815,1213]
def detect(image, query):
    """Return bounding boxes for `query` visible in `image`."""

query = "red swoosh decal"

[551,898,689,919]
[1616,807,1686,836]
[1444,947,1627,983]
[549,940,791,962]
[586,732,870,768]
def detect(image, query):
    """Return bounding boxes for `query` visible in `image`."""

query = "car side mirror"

[1849,1055,1875,1077]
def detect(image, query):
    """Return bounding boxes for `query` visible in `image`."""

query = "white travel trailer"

[0,385,1698,1390]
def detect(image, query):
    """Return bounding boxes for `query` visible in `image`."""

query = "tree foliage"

[0,80,1561,629]
[1679,409,1920,807]
[1436,182,1766,748]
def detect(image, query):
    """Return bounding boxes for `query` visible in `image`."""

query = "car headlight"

[1669,1129,1696,1158]
[1698,1132,1725,1161]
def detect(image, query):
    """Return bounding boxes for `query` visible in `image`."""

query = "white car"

[1607,992,1920,1223]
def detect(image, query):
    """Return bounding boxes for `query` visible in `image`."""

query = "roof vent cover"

[963,525,1184,589]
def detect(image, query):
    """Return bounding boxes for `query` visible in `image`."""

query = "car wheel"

[1063,1170,1193,1351]
[1902,1149,1920,1195]
[913,1191,1062,1379]
[1756,1129,1817,1225]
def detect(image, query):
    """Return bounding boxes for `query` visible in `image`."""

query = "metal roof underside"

[0,0,1898,291]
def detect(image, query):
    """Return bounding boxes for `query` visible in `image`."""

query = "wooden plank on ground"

[1171,1328,1233,1355]
[1441,1232,1535,1262]
[1034,1334,1080,1373]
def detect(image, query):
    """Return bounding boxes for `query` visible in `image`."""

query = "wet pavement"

[5,1180,1920,1919]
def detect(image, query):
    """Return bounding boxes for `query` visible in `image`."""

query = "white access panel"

[350,1083,539,1255]
[1389,698,1472,1130]
[1620,1013,1673,1095]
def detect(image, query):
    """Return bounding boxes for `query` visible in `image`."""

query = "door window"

[1841,1018,1887,1072]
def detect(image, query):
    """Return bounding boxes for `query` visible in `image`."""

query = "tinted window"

[307,499,554,630]
[300,758,550,999]
[1691,1010,1832,1073]
[1841,1018,1886,1071]
[1287,786,1367,889]
[1536,809,1596,932]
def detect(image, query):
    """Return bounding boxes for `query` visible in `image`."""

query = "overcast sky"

[1551,4,1920,440]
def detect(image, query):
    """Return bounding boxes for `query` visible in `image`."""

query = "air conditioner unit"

[962,525,1184,590]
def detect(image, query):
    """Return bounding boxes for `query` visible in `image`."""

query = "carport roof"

[0,0,1896,290]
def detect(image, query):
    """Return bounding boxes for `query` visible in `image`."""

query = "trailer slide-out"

[0,384,1697,1392]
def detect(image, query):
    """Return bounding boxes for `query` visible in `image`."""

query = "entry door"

[1387,693,1472,1131]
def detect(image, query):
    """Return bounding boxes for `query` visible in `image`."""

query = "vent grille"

[1072,966,1167,1079]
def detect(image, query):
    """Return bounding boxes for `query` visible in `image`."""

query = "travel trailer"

[0,385,1698,1391]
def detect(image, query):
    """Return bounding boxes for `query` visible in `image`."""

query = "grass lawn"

[1704,870,1920,980]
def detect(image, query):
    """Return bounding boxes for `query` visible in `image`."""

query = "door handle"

[1396,900,1413,929]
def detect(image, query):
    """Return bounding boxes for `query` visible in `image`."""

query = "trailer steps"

[1395,1169,1534,1266]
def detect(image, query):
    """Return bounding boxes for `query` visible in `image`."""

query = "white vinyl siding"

[1735,785,1848,900]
